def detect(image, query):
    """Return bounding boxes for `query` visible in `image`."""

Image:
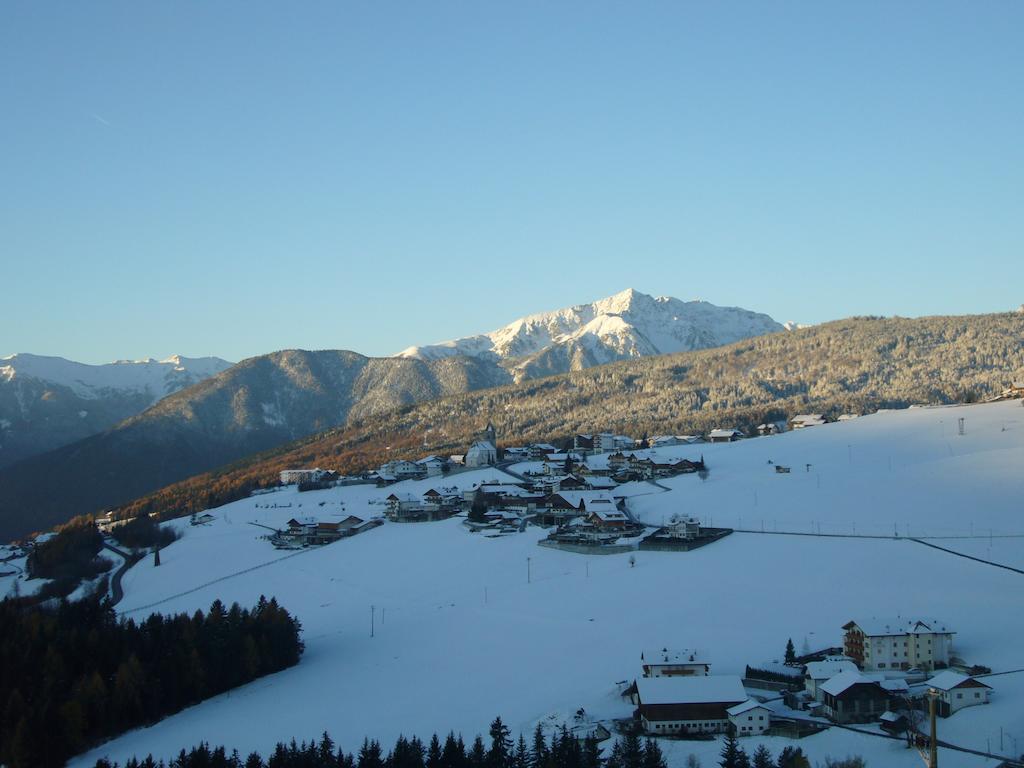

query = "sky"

[1,1,1022,364]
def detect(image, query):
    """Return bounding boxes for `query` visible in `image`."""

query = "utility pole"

[371,605,375,638]
[914,689,939,767]
[526,557,531,584]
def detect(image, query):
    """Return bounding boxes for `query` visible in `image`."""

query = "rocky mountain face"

[0,354,232,467]
[396,288,784,380]
[0,349,510,540]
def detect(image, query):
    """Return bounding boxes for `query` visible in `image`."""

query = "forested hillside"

[110,313,1024,525]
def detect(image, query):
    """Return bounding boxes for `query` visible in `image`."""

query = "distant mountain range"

[397,288,783,380]
[0,290,786,540]
[0,354,232,467]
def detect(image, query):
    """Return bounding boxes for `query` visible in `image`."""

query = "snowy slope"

[396,289,784,380]
[71,401,1024,768]
[0,353,232,400]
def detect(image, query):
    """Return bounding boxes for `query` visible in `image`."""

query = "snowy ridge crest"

[396,288,784,378]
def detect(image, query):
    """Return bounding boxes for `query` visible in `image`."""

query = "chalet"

[286,516,319,536]
[842,618,955,671]
[924,671,991,717]
[633,676,746,735]
[385,491,457,522]
[280,468,334,485]
[804,659,858,702]
[586,502,629,529]
[708,428,743,443]
[584,476,618,491]
[789,414,828,429]
[820,672,889,724]
[465,441,498,467]
[756,422,786,436]
[727,700,772,736]
[528,443,558,460]
[641,648,710,677]
[379,460,425,481]
[416,456,450,477]
[650,435,705,448]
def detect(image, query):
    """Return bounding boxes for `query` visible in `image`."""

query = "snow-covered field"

[74,401,1024,768]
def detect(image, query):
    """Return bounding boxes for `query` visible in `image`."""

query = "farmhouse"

[726,700,772,736]
[842,617,955,671]
[633,676,747,735]
[379,460,425,482]
[804,659,858,702]
[641,648,710,677]
[789,414,828,429]
[385,491,459,522]
[923,671,992,717]
[820,672,889,724]
[415,456,449,477]
[708,428,744,443]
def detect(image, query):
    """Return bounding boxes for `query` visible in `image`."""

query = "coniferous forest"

[0,595,303,768]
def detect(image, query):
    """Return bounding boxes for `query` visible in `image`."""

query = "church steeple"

[482,421,496,445]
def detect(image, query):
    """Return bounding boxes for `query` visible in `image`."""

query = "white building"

[465,440,498,467]
[641,648,710,677]
[379,460,425,481]
[727,700,772,736]
[416,455,449,477]
[925,671,992,717]
[843,618,955,671]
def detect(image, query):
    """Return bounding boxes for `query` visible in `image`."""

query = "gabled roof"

[821,671,883,697]
[805,659,857,680]
[287,516,319,527]
[726,700,770,717]
[844,618,954,637]
[709,428,743,438]
[635,676,746,706]
[925,671,991,692]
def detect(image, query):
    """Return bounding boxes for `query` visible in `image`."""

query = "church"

[465,422,498,467]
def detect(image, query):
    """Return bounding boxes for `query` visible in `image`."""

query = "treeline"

[113,514,180,551]
[100,313,1024,528]
[95,718,648,768]
[92,719,866,768]
[0,595,304,768]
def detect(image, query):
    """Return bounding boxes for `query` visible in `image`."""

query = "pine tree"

[776,747,810,768]
[642,739,666,768]
[427,735,443,768]
[487,717,513,768]
[530,724,549,768]
[621,733,643,768]
[512,735,529,768]
[751,745,773,768]
[719,727,742,768]
[784,638,796,664]
[468,736,487,768]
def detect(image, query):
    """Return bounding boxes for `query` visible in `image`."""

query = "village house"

[923,671,992,717]
[820,671,890,724]
[527,443,558,460]
[415,456,450,477]
[584,476,618,491]
[280,468,335,485]
[756,422,787,436]
[379,460,426,482]
[804,658,859,702]
[282,515,366,545]
[658,515,702,541]
[789,414,828,429]
[708,428,744,443]
[727,700,772,736]
[385,490,459,522]
[649,435,705,448]
[843,618,955,671]
[641,648,711,677]
[633,676,747,736]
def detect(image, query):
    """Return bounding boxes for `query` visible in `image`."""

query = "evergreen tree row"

[0,595,304,768]
[92,718,665,768]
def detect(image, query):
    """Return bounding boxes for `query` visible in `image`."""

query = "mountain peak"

[396,290,783,379]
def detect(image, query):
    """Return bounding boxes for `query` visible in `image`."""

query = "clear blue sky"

[2,1,1022,364]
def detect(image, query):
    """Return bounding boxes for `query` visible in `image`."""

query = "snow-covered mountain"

[0,353,232,467]
[0,353,232,400]
[396,288,784,380]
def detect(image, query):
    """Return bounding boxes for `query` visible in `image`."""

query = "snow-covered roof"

[805,659,857,680]
[846,617,954,637]
[585,477,618,489]
[790,414,826,425]
[709,428,742,438]
[589,505,627,522]
[642,648,709,666]
[416,455,447,465]
[553,491,618,508]
[478,484,533,496]
[821,671,881,697]
[635,676,745,706]
[726,700,769,717]
[468,441,496,452]
[289,516,319,526]
[925,671,990,691]
[880,711,904,723]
